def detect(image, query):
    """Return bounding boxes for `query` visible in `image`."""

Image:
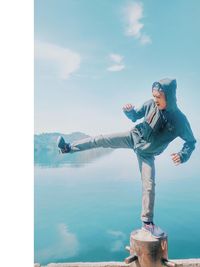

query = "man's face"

[152,89,167,110]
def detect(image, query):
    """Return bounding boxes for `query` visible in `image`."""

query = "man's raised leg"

[58,131,134,153]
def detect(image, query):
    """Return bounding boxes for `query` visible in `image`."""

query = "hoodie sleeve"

[178,116,196,163]
[123,100,151,122]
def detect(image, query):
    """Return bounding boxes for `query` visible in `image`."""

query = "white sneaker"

[142,223,166,238]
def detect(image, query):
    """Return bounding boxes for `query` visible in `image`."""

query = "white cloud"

[125,2,144,38]
[110,240,124,252]
[35,40,81,79]
[124,1,151,45]
[57,223,79,257]
[36,223,79,262]
[107,64,125,72]
[107,53,125,72]
[108,230,126,238]
[109,54,123,64]
[140,33,152,45]
[107,230,126,252]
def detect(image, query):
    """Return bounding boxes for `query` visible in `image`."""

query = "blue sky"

[35,0,200,138]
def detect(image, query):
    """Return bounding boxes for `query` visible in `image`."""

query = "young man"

[57,78,196,238]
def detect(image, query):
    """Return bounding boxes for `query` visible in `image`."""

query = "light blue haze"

[35,0,200,137]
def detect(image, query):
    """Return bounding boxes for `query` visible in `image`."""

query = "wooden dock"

[34,259,200,267]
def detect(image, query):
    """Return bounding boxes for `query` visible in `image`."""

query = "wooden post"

[124,229,175,267]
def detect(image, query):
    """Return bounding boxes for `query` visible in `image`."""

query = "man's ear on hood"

[159,78,177,93]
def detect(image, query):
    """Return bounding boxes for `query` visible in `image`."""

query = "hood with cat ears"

[152,78,177,111]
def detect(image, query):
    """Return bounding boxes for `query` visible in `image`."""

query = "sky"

[34,0,200,138]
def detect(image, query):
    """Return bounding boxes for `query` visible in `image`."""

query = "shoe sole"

[142,227,165,239]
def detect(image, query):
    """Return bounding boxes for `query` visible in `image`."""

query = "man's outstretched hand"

[123,104,135,112]
[171,153,181,166]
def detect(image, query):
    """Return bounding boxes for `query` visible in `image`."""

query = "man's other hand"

[123,104,135,112]
[171,153,181,166]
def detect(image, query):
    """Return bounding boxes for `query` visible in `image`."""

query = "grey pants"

[70,131,155,222]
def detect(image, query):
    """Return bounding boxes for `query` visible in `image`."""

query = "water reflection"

[36,223,79,263]
[35,145,113,168]
[34,144,200,265]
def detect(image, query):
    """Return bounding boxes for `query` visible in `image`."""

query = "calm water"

[34,148,200,265]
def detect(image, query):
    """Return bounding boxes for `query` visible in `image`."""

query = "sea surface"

[34,148,200,265]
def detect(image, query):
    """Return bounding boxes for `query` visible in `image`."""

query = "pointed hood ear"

[152,78,177,111]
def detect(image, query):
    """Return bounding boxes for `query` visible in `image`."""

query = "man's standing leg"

[137,154,155,223]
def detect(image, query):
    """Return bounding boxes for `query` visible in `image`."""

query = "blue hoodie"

[124,78,196,163]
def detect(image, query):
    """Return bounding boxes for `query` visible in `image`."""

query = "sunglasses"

[152,82,163,91]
